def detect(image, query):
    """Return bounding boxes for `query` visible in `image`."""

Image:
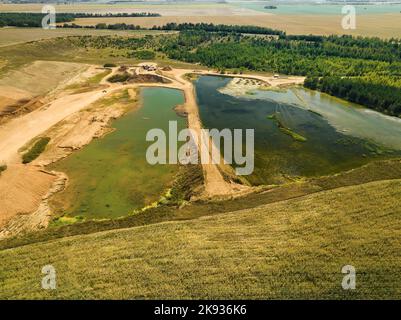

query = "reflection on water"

[248,87,401,150]
[194,76,401,185]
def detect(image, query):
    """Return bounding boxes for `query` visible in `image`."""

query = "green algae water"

[49,87,185,219]
[194,76,401,185]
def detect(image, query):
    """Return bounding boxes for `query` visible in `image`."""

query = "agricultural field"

[1,178,400,299]
[0,2,400,303]
[1,2,400,37]
[71,13,401,38]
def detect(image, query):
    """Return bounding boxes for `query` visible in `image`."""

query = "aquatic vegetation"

[307,109,323,117]
[279,127,308,142]
[267,113,307,142]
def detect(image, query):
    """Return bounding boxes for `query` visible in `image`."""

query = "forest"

[151,23,285,36]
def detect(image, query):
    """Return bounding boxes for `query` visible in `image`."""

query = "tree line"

[304,76,401,117]
[151,23,285,36]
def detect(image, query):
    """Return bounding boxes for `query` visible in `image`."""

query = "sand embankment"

[0,165,55,229]
[0,65,303,236]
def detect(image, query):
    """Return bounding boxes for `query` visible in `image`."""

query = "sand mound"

[0,164,55,228]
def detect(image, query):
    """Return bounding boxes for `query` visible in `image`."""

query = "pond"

[194,75,401,185]
[49,87,186,218]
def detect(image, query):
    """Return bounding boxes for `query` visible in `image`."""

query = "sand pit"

[0,64,299,237]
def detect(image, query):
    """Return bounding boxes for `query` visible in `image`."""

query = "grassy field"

[1,178,400,299]
[0,3,238,15]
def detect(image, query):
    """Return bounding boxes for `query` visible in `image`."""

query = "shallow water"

[49,87,185,218]
[194,76,401,185]
[247,87,401,150]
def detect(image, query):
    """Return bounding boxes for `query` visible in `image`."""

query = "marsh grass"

[267,113,307,142]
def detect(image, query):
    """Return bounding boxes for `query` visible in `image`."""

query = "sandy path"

[182,82,234,196]
[160,68,243,197]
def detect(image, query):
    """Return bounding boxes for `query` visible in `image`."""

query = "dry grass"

[0,60,86,96]
[1,178,400,299]
[72,13,401,38]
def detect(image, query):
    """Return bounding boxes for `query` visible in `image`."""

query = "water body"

[235,2,401,15]
[194,75,401,185]
[49,87,185,219]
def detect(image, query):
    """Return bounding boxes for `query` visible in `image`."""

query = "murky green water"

[49,87,185,218]
[194,76,401,185]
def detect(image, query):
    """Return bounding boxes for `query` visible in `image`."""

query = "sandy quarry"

[0,63,304,237]
[0,61,91,123]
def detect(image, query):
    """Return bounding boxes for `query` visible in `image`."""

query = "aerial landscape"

[0,0,400,302]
